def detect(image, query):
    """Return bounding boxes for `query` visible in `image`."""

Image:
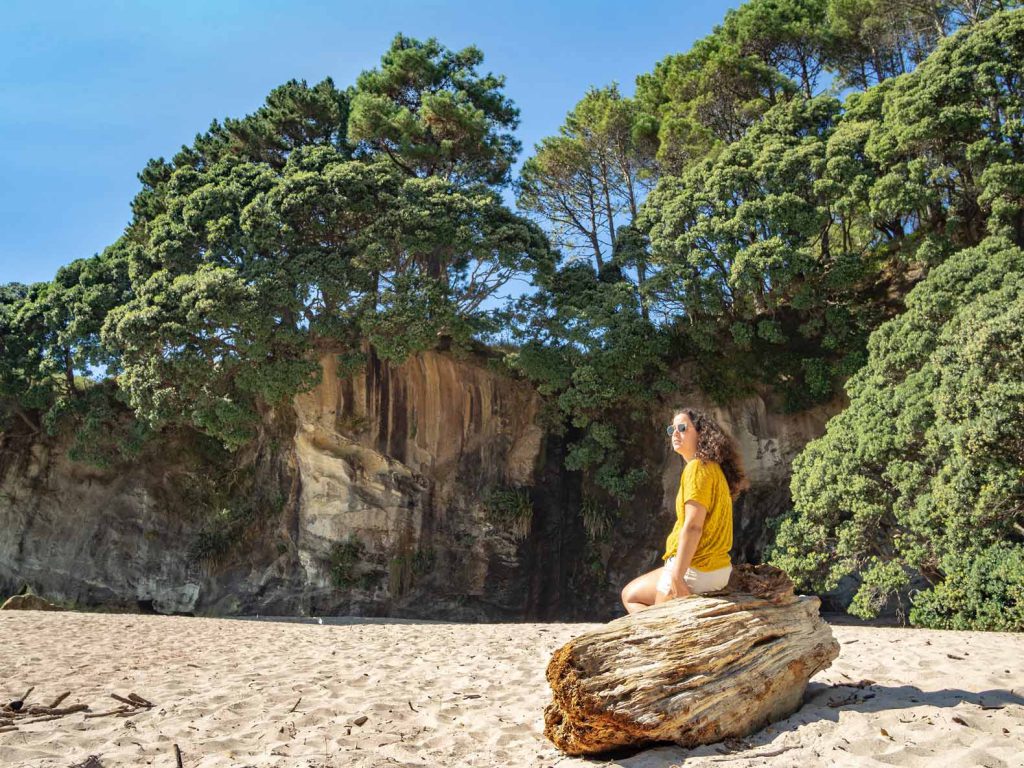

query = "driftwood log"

[0,594,63,611]
[544,565,839,755]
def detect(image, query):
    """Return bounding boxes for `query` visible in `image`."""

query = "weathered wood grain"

[544,565,839,755]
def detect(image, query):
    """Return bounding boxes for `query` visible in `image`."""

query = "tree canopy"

[2,35,554,450]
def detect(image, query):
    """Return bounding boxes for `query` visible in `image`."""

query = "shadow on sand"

[571,683,1024,766]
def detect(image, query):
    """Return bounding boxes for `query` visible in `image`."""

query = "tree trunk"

[63,347,79,398]
[544,565,839,756]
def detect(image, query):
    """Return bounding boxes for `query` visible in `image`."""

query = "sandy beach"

[1,612,1022,768]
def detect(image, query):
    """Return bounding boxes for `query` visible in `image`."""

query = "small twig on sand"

[174,743,184,768]
[84,707,130,719]
[49,704,89,716]
[0,725,18,733]
[127,693,153,709]
[289,697,302,714]
[47,691,70,709]
[20,714,66,724]
[23,704,89,717]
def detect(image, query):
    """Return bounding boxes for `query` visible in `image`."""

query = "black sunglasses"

[665,423,688,436]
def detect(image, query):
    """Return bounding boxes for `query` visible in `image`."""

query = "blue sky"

[0,0,741,285]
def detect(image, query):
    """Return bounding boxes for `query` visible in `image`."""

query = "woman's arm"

[669,501,708,597]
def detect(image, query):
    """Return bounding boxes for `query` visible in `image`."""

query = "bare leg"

[621,567,664,615]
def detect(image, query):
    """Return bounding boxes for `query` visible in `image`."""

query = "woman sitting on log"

[621,408,750,614]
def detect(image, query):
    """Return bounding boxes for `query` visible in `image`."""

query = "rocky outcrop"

[0,351,843,620]
[544,566,840,755]
[289,349,550,618]
[0,350,553,619]
[0,438,207,615]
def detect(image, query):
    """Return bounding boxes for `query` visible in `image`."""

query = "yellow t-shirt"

[662,458,733,570]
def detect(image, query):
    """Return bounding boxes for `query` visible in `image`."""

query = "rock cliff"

[0,351,843,620]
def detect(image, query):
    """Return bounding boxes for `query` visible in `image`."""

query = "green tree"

[863,8,1024,250]
[506,262,671,499]
[824,0,1019,89]
[636,0,827,174]
[0,243,142,463]
[639,96,880,407]
[101,37,553,448]
[765,12,1024,627]
[517,84,658,276]
[348,34,520,188]
[770,237,1024,628]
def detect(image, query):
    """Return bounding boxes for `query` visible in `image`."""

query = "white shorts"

[657,558,732,595]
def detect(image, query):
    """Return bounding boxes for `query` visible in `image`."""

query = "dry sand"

[1,611,1022,767]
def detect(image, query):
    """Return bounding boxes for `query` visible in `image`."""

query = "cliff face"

[289,349,548,619]
[0,352,843,620]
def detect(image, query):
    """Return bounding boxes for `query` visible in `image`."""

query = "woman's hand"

[670,571,692,598]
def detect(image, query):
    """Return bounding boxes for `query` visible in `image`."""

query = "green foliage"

[766,13,1024,628]
[1,36,557,459]
[825,0,1015,90]
[32,37,552,452]
[483,486,534,541]
[580,497,616,542]
[636,0,815,172]
[640,95,879,409]
[44,383,152,468]
[910,544,1024,631]
[864,9,1024,251]
[349,34,521,187]
[634,10,1024,413]
[511,2,1017,493]
[388,546,436,598]
[1,245,130,410]
[770,235,1024,626]
[847,558,912,619]
[190,489,285,564]
[329,535,367,589]
[517,84,657,275]
[0,244,144,462]
[505,262,668,497]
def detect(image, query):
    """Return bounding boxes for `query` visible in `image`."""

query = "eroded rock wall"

[290,349,548,619]
[0,350,551,619]
[0,351,843,620]
[0,441,205,615]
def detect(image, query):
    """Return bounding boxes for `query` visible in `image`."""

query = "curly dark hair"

[673,407,750,501]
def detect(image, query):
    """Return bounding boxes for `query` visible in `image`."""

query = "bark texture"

[544,565,839,755]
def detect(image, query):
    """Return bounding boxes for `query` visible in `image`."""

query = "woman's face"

[671,412,698,460]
